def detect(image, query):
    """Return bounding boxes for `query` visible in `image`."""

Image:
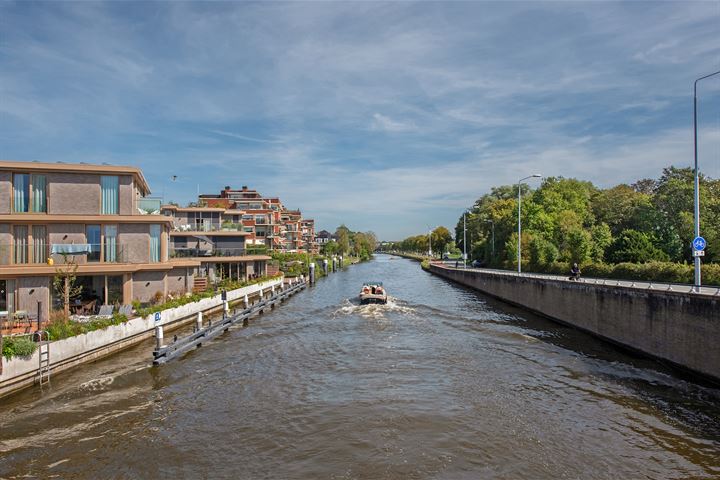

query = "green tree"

[606,229,670,263]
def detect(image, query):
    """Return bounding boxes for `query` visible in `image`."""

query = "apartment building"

[198,186,314,254]
[160,203,270,286]
[0,161,197,322]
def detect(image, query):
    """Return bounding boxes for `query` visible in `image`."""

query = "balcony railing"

[172,223,245,232]
[0,243,128,265]
[170,247,247,258]
[138,197,162,215]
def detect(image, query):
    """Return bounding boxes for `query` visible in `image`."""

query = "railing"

[137,197,162,215]
[172,223,245,232]
[170,247,248,258]
[0,243,128,265]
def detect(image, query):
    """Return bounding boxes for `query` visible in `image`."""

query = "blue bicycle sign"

[692,236,706,251]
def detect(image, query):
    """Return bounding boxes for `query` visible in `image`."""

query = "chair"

[97,305,114,317]
[82,300,97,316]
[118,305,133,317]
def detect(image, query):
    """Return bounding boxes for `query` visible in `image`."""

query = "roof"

[0,160,152,196]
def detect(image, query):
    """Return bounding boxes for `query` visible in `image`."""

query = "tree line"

[321,225,378,261]
[452,166,718,269]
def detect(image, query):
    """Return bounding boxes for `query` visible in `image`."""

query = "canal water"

[1,255,719,479]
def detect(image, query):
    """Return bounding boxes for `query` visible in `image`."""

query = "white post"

[244,294,249,308]
[155,325,164,350]
[196,312,203,331]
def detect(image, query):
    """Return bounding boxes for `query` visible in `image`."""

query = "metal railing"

[432,262,720,296]
[0,243,131,265]
[172,223,246,232]
[170,247,248,258]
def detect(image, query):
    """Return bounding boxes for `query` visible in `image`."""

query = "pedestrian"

[569,263,581,281]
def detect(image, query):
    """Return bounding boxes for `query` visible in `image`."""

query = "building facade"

[0,161,197,322]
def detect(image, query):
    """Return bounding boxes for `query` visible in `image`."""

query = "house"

[0,160,196,323]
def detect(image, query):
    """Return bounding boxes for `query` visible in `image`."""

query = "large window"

[13,226,28,264]
[101,176,119,214]
[86,225,101,262]
[150,224,161,262]
[12,174,46,213]
[32,225,47,264]
[104,225,118,262]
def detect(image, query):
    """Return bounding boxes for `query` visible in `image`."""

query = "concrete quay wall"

[429,264,719,382]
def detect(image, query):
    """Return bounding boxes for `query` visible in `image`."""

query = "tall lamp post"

[517,174,542,273]
[463,210,469,268]
[693,70,720,291]
[485,219,495,260]
[426,225,433,258]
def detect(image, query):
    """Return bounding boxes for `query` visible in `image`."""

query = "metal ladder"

[34,331,50,386]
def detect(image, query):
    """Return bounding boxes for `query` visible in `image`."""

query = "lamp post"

[463,210,468,268]
[485,219,495,260]
[427,225,433,258]
[517,174,542,273]
[693,70,720,291]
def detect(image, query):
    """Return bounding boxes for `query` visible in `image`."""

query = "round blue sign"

[692,236,706,251]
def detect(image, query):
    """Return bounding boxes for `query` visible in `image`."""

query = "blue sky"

[1,1,719,240]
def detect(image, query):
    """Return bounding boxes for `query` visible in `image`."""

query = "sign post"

[692,236,706,291]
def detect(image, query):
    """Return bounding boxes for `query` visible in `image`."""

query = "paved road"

[433,260,720,297]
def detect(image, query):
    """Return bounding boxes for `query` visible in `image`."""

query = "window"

[87,225,101,262]
[0,279,15,314]
[13,174,47,213]
[32,225,47,264]
[150,224,161,262]
[101,176,119,214]
[13,226,28,264]
[104,225,118,262]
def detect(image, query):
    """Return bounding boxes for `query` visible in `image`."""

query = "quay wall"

[428,264,720,382]
[0,277,286,399]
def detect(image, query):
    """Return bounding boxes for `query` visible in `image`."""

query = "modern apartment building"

[198,185,315,253]
[0,161,198,322]
[160,204,270,287]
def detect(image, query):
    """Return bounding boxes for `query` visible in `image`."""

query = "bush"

[2,335,38,360]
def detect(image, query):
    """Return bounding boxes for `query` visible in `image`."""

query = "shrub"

[2,335,38,360]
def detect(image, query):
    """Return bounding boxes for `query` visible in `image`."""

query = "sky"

[1,1,719,240]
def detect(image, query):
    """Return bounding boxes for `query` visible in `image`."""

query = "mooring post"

[244,294,249,309]
[196,312,203,331]
[155,325,164,350]
[309,263,315,285]
[323,259,328,275]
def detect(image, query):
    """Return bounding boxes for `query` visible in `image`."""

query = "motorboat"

[359,282,387,305]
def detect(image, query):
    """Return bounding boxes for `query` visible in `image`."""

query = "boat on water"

[359,282,388,305]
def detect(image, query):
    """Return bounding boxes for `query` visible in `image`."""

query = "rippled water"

[1,255,719,479]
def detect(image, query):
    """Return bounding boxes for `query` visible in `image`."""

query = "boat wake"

[333,297,416,319]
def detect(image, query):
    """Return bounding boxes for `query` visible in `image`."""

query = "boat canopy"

[362,281,383,286]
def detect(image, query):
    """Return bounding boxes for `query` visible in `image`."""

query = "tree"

[431,226,453,255]
[335,225,350,255]
[606,229,669,263]
[53,254,83,317]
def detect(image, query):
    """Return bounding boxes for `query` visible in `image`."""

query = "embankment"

[0,277,285,398]
[429,264,720,382]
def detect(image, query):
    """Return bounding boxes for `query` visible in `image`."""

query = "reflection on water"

[1,254,719,479]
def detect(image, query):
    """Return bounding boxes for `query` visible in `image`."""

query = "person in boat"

[569,263,581,281]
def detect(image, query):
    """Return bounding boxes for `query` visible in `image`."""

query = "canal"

[1,255,719,478]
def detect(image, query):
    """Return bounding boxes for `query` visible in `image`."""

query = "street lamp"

[463,210,469,268]
[693,70,720,291]
[485,219,495,260]
[426,225,433,257]
[517,174,542,273]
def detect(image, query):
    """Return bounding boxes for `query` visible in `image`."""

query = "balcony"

[0,243,128,265]
[172,222,245,232]
[137,197,162,215]
[170,247,247,258]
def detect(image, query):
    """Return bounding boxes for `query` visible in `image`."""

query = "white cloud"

[370,113,416,133]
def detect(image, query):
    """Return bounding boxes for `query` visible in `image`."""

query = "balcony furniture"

[70,299,95,315]
[118,305,134,317]
[97,305,114,317]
